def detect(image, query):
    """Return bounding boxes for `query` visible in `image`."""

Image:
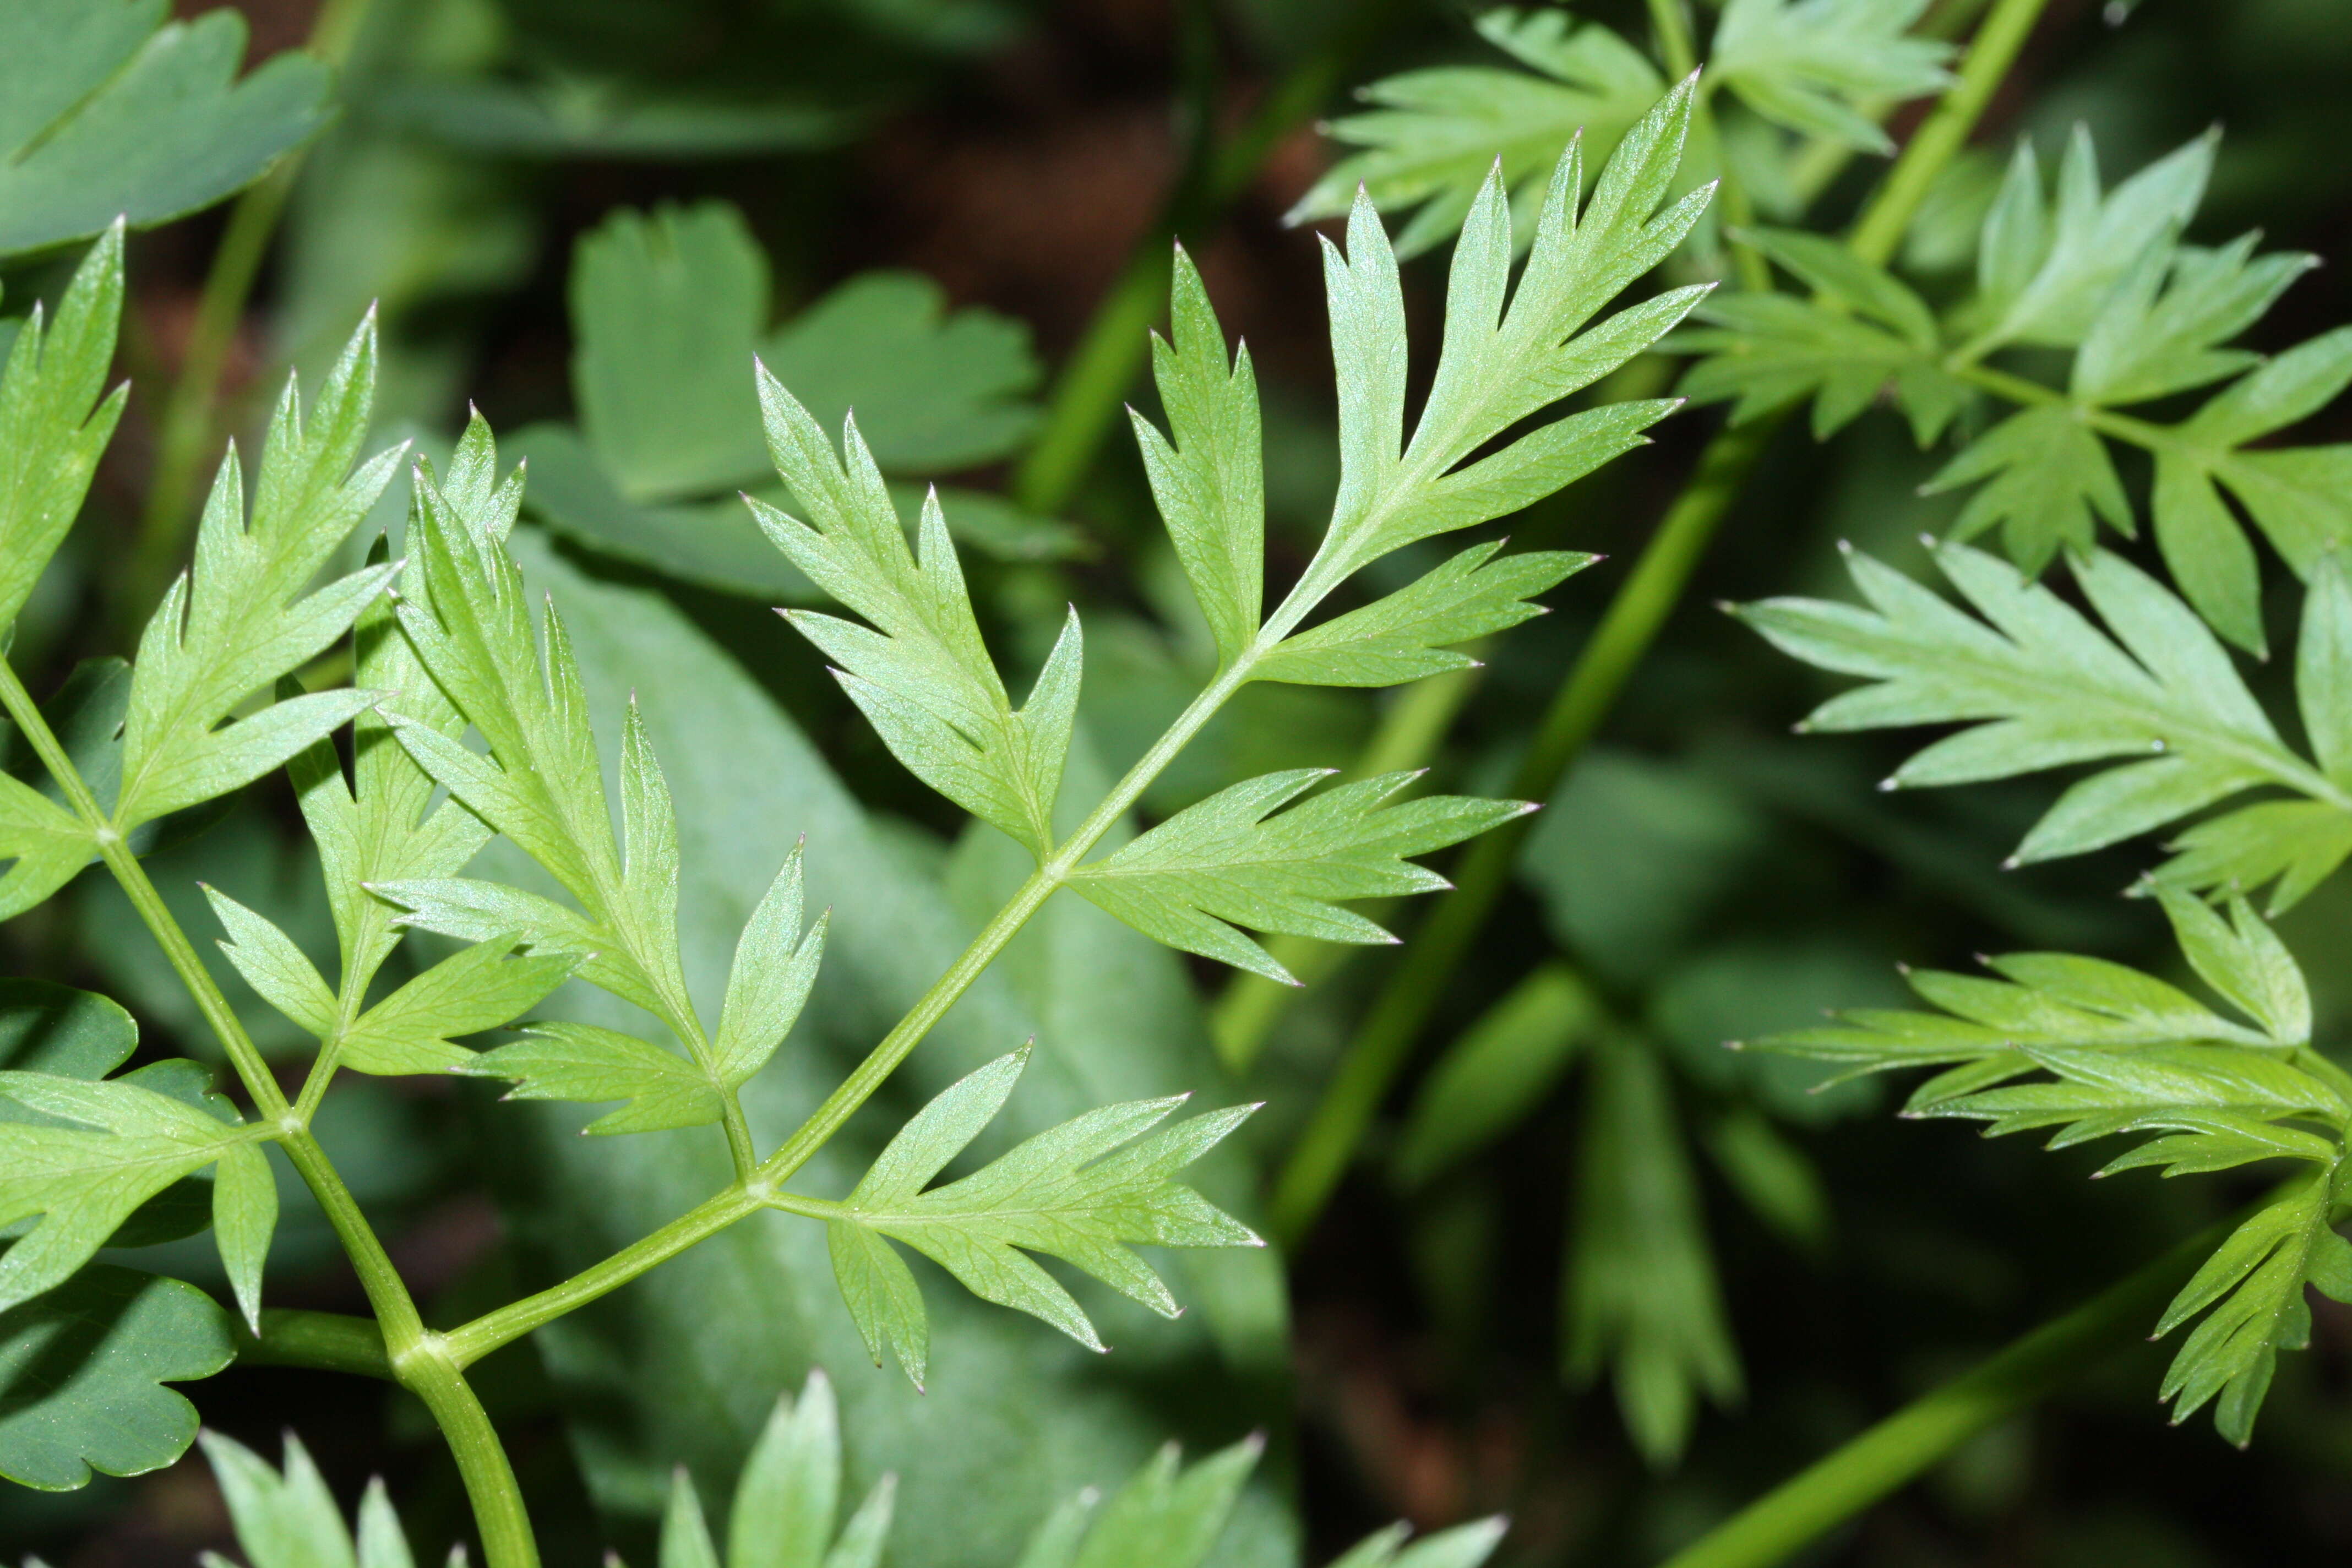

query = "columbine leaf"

[1068,770,1532,983]
[1711,0,1953,153]
[0,1264,232,1491]
[1292,85,1706,607]
[757,377,1079,857]
[1563,1037,1741,1468]
[0,1065,259,1313]
[113,317,400,832]
[460,1022,721,1136]
[1736,540,2352,905]
[0,226,127,631]
[0,0,331,256]
[1254,542,1594,688]
[1283,8,1665,259]
[570,201,1041,501]
[1128,246,1263,666]
[821,1048,1259,1385]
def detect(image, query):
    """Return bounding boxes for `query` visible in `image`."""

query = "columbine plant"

[0,80,1711,1565]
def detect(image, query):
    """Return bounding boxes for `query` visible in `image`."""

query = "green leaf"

[2072,233,2315,407]
[1327,1520,1509,1568]
[113,317,400,832]
[1128,247,1264,666]
[1294,90,1705,606]
[1062,1438,1259,1568]
[1738,540,2351,901]
[1255,542,1595,688]
[1962,128,2214,355]
[0,227,127,632]
[0,1264,232,1491]
[199,1431,360,1568]
[0,1,331,256]
[354,1480,418,1568]
[462,1022,722,1136]
[0,979,137,1079]
[714,846,828,1087]
[211,1139,276,1331]
[722,1371,896,1568]
[1395,963,1598,1187]
[205,885,337,1038]
[336,938,578,1076]
[1283,8,1665,259]
[758,382,1078,856]
[1923,405,2131,572]
[662,1468,721,1568]
[2153,889,2310,1046]
[1712,0,1953,154]
[1563,1037,1741,1467]
[571,202,1039,502]
[2152,1168,2341,1444]
[824,1048,1259,1382]
[0,1064,261,1313]
[1069,770,1531,983]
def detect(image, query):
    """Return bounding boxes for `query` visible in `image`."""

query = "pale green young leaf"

[1007,1490,1098,1568]
[1736,541,2352,903]
[716,1370,897,1568]
[2301,555,2352,785]
[369,876,660,1015]
[1128,245,1263,666]
[2150,452,2264,657]
[1923,406,2131,573]
[1068,770,1532,983]
[1294,86,1707,606]
[2153,890,2310,1046]
[1925,1043,2342,1154]
[662,1469,721,1568]
[0,1264,231,1491]
[0,226,126,630]
[1395,962,1598,1187]
[0,1066,258,1313]
[1066,1438,1259,1568]
[1329,1520,1510,1568]
[2153,1168,2339,1445]
[756,379,1076,855]
[336,938,578,1076]
[1564,1037,1741,1467]
[0,1,330,256]
[1254,542,1594,688]
[198,1432,357,1568]
[211,1139,275,1332]
[2072,233,2315,407]
[714,845,827,1086]
[204,885,336,1037]
[391,461,704,1053]
[1961,128,2214,355]
[113,317,401,831]
[1283,8,1665,259]
[821,1048,1259,1380]
[354,1480,415,1568]
[1711,0,1953,154]
[460,1021,721,1136]
[0,771,97,923]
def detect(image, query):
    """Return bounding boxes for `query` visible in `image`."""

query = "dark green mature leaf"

[1284,8,1665,259]
[758,384,1078,858]
[0,981,136,1079]
[570,202,1039,502]
[1395,964,1599,1188]
[1255,542,1594,688]
[468,538,1291,1568]
[0,1265,232,1491]
[1069,770,1530,984]
[1563,1037,1740,1467]
[1738,540,2352,905]
[0,1,330,256]
[1711,0,1952,153]
[113,319,399,832]
[821,1048,1259,1385]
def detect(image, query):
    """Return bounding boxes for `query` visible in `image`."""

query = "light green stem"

[233,1309,393,1379]
[122,0,380,636]
[0,656,538,1568]
[1267,0,2057,1246]
[1656,1221,2220,1568]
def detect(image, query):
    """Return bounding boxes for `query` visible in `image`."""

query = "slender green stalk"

[0,655,538,1568]
[233,1309,394,1379]
[1656,1221,2221,1568]
[122,0,380,636]
[1268,0,2057,1245]
[1213,663,1487,1070]
[1011,5,1397,516]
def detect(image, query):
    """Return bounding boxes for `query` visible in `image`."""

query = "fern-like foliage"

[1760,892,2352,1444]
[196,1369,1506,1568]
[1738,538,2352,912]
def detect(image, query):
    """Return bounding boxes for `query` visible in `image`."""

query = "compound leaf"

[461,1021,721,1136]
[1255,542,1595,688]
[1068,770,1531,983]
[1712,0,1953,154]
[822,1049,1259,1385]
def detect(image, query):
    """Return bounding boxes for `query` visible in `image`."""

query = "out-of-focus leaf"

[1711,0,1953,154]
[0,1,330,256]
[366,76,857,160]
[1394,964,1598,1186]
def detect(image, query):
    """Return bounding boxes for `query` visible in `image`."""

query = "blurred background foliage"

[6,0,2352,1565]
